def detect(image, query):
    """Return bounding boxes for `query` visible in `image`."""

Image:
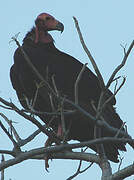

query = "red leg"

[57,124,63,137]
[44,124,62,171]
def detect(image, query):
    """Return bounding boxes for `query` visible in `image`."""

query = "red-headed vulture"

[10,13,126,162]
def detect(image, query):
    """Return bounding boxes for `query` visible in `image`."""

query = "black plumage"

[10,13,126,162]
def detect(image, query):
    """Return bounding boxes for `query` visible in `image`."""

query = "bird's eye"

[46,17,51,20]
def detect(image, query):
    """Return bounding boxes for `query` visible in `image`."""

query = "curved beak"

[55,21,64,33]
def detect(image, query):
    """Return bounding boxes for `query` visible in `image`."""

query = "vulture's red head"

[35,13,64,43]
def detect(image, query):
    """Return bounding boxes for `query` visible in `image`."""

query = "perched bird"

[10,13,126,163]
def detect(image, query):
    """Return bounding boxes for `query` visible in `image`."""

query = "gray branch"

[73,16,105,90]
[109,163,134,180]
[0,137,134,171]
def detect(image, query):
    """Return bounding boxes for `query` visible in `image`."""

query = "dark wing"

[10,64,28,109]
[11,46,57,115]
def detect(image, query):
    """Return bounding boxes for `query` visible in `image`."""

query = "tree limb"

[109,163,134,180]
[0,150,15,156]
[0,137,134,171]
[73,16,105,90]
[0,97,61,144]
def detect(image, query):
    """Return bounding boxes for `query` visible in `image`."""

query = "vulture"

[10,13,126,163]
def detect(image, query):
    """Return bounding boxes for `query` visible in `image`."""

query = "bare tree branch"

[0,112,44,147]
[115,122,126,138]
[0,113,21,142]
[17,128,42,147]
[73,16,105,90]
[0,121,19,150]
[0,137,134,171]
[109,163,134,180]
[67,149,94,180]
[0,150,15,156]
[67,161,93,180]
[106,40,134,89]
[0,97,61,144]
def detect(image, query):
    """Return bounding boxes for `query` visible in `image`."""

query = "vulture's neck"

[23,27,54,46]
[35,27,53,44]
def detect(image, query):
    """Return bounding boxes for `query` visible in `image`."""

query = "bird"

[10,12,126,163]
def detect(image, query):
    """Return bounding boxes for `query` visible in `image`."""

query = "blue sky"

[0,0,134,179]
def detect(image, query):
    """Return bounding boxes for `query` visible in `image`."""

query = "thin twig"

[67,160,93,179]
[49,94,56,112]
[120,43,127,55]
[96,91,105,119]
[0,121,20,149]
[106,40,134,89]
[31,83,40,109]
[81,162,94,173]
[67,160,82,180]
[75,63,88,104]
[0,104,12,110]
[114,79,118,94]
[115,122,126,138]
[112,76,121,82]
[52,75,59,97]
[18,128,42,147]
[102,76,126,109]
[118,157,124,171]
[0,113,21,142]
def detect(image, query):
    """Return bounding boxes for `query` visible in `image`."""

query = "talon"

[44,137,53,172]
[45,155,49,172]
